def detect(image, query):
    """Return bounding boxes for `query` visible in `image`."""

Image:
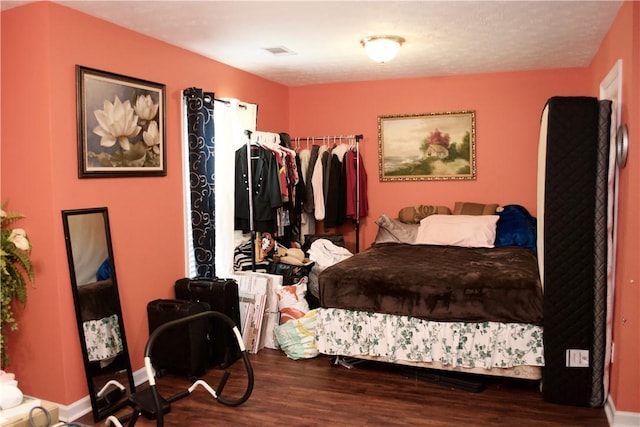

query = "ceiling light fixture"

[360,35,405,63]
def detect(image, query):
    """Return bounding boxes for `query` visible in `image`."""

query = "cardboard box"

[0,398,58,427]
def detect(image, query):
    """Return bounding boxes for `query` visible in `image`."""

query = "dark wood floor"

[77,349,608,426]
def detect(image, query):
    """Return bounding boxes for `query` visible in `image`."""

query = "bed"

[315,203,544,380]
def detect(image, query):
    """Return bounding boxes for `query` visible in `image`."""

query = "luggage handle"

[156,301,181,311]
[186,281,213,292]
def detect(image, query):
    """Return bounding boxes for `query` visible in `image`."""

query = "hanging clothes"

[345,148,368,219]
[303,145,320,214]
[324,144,349,229]
[289,152,306,242]
[253,133,300,207]
[277,132,305,246]
[298,144,318,239]
[312,145,328,221]
[281,144,300,207]
[298,147,312,205]
[234,143,282,234]
[289,134,365,252]
[298,145,320,240]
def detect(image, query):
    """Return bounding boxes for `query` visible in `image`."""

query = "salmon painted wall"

[589,1,640,413]
[2,0,638,417]
[289,1,640,415]
[1,2,288,406]
[289,69,590,250]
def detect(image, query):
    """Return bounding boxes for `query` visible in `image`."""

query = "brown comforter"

[77,279,118,321]
[319,243,543,324]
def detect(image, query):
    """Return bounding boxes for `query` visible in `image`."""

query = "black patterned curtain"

[184,88,215,278]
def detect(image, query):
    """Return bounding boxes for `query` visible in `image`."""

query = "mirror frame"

[62,207,135,421]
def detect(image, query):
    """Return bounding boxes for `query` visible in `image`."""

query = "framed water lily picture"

[76,66,166,177]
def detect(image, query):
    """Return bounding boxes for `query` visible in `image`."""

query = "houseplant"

[0,202,34,368]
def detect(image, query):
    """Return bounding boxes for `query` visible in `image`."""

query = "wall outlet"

[566,349,590,367]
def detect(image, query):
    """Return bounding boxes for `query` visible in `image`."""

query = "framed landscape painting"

[76,66,166,178]
[378,110,476,181]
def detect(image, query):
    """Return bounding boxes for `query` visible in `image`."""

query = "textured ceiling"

[2,1,623,87]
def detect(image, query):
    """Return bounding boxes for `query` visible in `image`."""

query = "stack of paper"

[256,273,283,350]
[233,273,267,353]
[233,272,283,352]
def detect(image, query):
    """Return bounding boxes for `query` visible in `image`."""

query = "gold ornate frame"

[378,110,476,181]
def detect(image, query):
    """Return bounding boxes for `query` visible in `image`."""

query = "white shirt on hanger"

[312,145,328,221]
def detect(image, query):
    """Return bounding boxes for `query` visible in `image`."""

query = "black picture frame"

[76,66,166,178]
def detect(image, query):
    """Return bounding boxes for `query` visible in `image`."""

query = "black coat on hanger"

[234,144,282,234]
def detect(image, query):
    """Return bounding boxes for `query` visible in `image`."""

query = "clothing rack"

[214,97,248,109]
[240,132,364,271]
[242,129,284,270]
[292,134,364,253]
[292,134,363,143]
[244,129,258,271]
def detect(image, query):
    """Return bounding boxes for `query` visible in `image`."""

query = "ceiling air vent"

[263,46,296,56]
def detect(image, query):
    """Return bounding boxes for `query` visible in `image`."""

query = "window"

[182,94,257,278]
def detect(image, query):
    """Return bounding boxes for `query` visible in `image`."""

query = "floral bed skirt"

[83,314,123,363]
[316,308,544,370]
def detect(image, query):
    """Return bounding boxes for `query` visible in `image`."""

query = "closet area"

[233,131,367,274]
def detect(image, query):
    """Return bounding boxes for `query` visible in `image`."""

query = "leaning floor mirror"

[62,207,135,422]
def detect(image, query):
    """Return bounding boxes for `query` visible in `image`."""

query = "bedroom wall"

[1,2,288,406]
[2,0,637,418]
[288,69,589,250]
[289,2,639,416]
[589,0,640,414]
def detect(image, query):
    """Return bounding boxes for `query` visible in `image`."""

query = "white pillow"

[415,214,499,248]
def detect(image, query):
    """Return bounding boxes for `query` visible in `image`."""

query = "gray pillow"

[374,214,419,244]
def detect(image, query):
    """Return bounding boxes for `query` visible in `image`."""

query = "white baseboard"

[58,366,148,422]
[58,395,92,422]
[606,395,640,427]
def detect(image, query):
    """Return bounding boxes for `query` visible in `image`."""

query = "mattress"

[538,96,610,407]
[591,99,612,406]
[319,243,543,324]
[316,307,544,378]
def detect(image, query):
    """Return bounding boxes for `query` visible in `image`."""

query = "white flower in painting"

[8,228,30,251]
[143,120,161,154]
[134,94,159,121]
[93,96,141,151]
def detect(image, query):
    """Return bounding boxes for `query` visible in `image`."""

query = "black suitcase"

[146,299,211,378]
[175,278,242,368]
